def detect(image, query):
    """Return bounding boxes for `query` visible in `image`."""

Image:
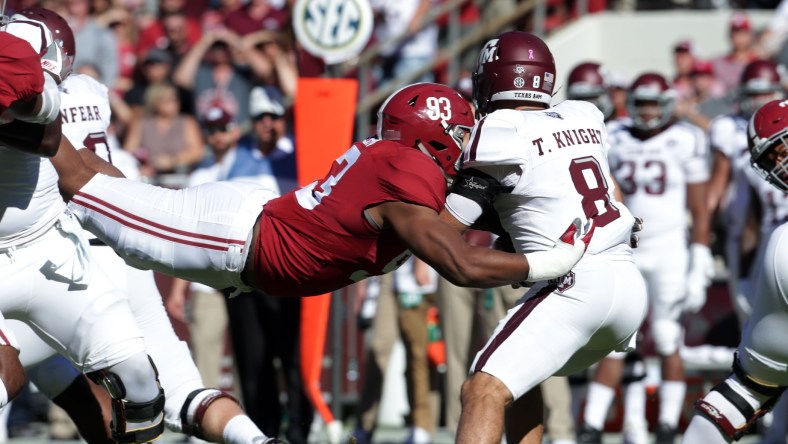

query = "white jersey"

[459,100,635,256]
[60,74,141,181]
[607,119,709,240]
[744,166,788,235]
[709,114,752,236]
[0,138,64,248]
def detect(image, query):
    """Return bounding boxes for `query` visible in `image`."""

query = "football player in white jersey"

[53,71,279,444]
[444,31,648,444]
[0,10,66,412]
[579,72,713,444]
[707,59,786,324]
[0,8,167,443]
[680,98,788,444]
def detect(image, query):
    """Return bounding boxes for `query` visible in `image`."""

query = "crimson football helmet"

[627,72,676,131]
[7,7,75,83]
[567,62,615,120]
[377,82,474,177]
[472,31,556,117]
[739,59,785,118]
[747,99,788,192]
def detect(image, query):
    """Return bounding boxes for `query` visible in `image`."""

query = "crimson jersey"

[254,138,446,297]
[0,32,44,110]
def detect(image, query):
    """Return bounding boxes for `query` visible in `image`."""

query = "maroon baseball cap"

[691,60,715,76]
[730,12,751,32]
[201,106,234,129]
[674,40,693,54]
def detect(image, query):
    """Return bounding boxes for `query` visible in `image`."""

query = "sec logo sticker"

[293,0,374,65]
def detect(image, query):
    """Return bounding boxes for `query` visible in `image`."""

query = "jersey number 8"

[569,156,620,227]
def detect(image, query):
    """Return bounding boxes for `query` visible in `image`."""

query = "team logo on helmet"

[514,77,525,88]
[514,65,525,75]
[478,39,499,65]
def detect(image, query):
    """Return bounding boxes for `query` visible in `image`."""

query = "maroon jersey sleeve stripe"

[0,329,11,347]
[466,118,486,163]
[473,283,557,373]
[74,191,246,245]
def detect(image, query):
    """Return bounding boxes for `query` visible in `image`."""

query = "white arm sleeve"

[445,193,484,227]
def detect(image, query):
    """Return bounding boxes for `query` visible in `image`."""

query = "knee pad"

[180,388,240,440]
[651,319,682,356]
[694,356,786,441]
[88,356,166,443]
[621,351,647,385]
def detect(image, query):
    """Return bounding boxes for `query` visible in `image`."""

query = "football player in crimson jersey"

[707,59,788,327]
[680,99,788,444]
[443,31,647,444]
[0,26,62,156]
[47,82,593,300]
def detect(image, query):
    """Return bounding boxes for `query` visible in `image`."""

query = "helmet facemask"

[751,129,788,192]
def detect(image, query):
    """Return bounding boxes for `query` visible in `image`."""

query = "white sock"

[658,381,686,427]
[583,382,615,430]
[223,415,268,444]
[411,426,431,444]
[623,381,646,425]
[682,414,730,444]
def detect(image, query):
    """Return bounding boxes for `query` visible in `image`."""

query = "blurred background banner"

[292,0,374,65]
[295,77,358,435]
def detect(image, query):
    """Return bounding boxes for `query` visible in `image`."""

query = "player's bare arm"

[373,201,593,288]
[707,150,732,214]
[371,200,532,288]
[687,181,711,246]
[50,135,123,201]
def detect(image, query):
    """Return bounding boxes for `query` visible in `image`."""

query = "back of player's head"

[7,7,75,83]
[739,59,784,118]
[627,72,675,132]
[747,99,788,192]
[378,82,474,177]
[472,31,556,117]
[567,62,615,120]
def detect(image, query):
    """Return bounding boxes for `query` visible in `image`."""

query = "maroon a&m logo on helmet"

[472,31,556,117]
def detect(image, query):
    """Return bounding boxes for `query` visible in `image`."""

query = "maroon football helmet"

[747,99,788,192]
[377,83,475,177]
[627,72,676,131]
[739,59,785,117]
[472,31,556,117]
[8,7,75,82]
[567,62,615,120]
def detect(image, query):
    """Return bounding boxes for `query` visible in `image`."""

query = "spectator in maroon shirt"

[712,12,759,94]
[136,7,202,61]
[224,0,289,36]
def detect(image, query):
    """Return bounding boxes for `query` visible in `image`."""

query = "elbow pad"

[449,168,512,212]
